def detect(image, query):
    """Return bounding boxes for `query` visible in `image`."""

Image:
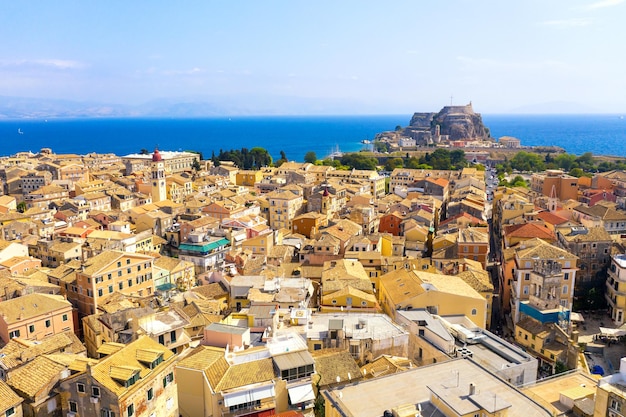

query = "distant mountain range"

[0,95,393,119]
[0,95,611,119]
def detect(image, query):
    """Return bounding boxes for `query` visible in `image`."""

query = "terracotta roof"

[0,293,71,324]
[0,379,22,410]
[312,348,362,386]
[504,223,556,240]
[176,345,228,389]
[456,269,494,293]
[89,336,175,397]
[515,238,577,261]
[6,355,66,399]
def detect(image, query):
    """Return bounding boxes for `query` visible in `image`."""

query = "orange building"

[530,170,579,201]
[457,227,490,269]
[292,212,327,238]
[0,293,74,344]
[378,212,405,236]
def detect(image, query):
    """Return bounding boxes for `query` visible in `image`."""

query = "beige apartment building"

[268,190,304,230]
[0,293,74,344]
[74,250,156,316]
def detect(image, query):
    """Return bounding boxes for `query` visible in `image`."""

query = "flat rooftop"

[323,358,552,417]
[306,313,407,341]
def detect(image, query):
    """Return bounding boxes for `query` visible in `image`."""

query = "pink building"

[202,322,250,348]
[0,293,74,344]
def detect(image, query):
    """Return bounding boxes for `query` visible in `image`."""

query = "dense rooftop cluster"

[0,147,625,417]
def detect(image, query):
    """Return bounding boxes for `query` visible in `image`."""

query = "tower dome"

[152,148,163,162]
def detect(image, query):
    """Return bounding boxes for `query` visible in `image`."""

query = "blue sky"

[1,1,625,114]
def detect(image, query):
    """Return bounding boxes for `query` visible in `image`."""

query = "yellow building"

[515,317,569,372]
[268,190,304,230]
[379,268,487,329]
[235,170,264,187]
[321,259,378,313]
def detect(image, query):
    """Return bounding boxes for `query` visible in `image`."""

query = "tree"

[139,148,150,155]
[275,150,288,167]
[384,157,404,171]
[340,153,378,170]
[16,201,27,213]
[192,158,201,171]
[304,151,318,164]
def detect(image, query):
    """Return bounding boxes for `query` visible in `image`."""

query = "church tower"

[151,148,167,202]
[548,184,558,213]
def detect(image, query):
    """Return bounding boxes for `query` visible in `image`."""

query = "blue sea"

[0,114,625,160]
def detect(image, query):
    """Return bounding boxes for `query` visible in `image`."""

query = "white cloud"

[539,18,592,28]
[0,58,84,69]
[163,67,205,75]
[581,0,623,10]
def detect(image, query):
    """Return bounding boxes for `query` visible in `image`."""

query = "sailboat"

[326,144,343,160]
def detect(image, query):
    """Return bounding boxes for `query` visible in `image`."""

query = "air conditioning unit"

[90,396,99,403]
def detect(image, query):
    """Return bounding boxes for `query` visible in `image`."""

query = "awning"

[288,383,315,404]
[599,327,626,337]
[156,283,176,291]
[570,312,584,322]
[223,385,275,407]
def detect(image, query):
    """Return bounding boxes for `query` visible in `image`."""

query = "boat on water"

[361,139,371,144]
[17,128,24,135]
[326,144,343,160]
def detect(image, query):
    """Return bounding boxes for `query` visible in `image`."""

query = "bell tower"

[151,148,167,202]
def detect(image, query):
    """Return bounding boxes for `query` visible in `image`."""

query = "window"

[69,401,77,413]
[126,259,131,265]
[117,261,121,268]
[29,324,35,333]
[147,387,154,401]
[128,279,132,287]
[471,309,477,315]
[109,285,113,293]
[563,285,568,295]
[100,410,115,417]
[98,289,103,297]
[564,272,569,280]
[45,319,51,328]
[92,386,100,397]
[163,372,174,388]
[118,282,123,290]
[127,404,134,417]
[524,273,530,281]
[5,407,14,417]
[523,285,529,295]
[158,334,165,345]
[170,330,176,343]
[9,330,20,338]
[118,271,122,277]
[62,314,68,322]
[77,383,85,393]
[611,399,622,412]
